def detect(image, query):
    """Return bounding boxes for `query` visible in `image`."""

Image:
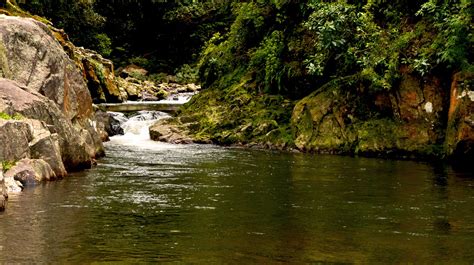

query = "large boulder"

[0,15,104,165]
[446,72,474,161]
[291,72,445,157]
[4,158,56,186]
[0,79,101,170]
[149,119,194,144]
[26,119,67,177]
[0,15,91,121]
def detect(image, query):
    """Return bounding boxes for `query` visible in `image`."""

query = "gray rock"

[5,158,56,186]
[0,15,105,167]
[0,79,100,170]
[0,15,90,121]
[0,120,32,162]
[26,119,67,178]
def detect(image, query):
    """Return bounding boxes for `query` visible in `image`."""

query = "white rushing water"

[108,111,174,148]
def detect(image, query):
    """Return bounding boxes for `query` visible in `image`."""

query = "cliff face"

[291,70,473,160]
[0,13,106,210]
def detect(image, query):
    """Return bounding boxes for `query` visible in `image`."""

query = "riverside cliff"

[0,12,105,209]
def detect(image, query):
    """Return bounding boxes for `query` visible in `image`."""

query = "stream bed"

[1,112,473,263]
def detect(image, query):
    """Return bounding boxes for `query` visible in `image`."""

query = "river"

[1,112,473,263]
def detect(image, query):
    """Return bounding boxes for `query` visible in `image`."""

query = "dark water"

[1,137,474,263]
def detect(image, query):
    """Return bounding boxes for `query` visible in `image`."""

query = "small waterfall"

[108,111,170,146]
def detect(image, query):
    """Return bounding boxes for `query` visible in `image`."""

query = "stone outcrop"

[79,48,123,103]
[149,118,194,144]
[0,79,103,169]
[0,15,90,122]
[290,69,473,159]
[291,72,447,157]
[446,72,474,160]
[5,158,56,186]
[51,28,124,103]
[0,14,104,164]
[0,12,108,211]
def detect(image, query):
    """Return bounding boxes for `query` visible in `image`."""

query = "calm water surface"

[1,119,473,263]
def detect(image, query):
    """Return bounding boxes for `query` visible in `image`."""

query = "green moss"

[0,112,25,120]
[181,74,295,147]
[91,59,106,84]
[1,160,15,173]
[0,112,11,120]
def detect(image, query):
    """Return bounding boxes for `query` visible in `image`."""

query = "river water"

[1,112,473,263]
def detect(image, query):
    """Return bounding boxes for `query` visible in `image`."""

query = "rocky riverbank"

[0,14,104,210]
[149,70,473,163]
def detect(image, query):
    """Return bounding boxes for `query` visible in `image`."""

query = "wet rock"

[5,158,56,186]
[291,74,442,157]
[446,72,474,160]
[94,110,126,141]
[4,176,22,193]
[0,167,6,211]
[118,77,141,100]
[149,119,194,144]
[140,90,159,101]
[117,77,168,101]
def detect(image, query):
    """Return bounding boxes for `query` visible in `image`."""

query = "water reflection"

[1,141,473,263]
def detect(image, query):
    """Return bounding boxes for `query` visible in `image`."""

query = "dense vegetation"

[16,0,474,158]
[19,0,234,73]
